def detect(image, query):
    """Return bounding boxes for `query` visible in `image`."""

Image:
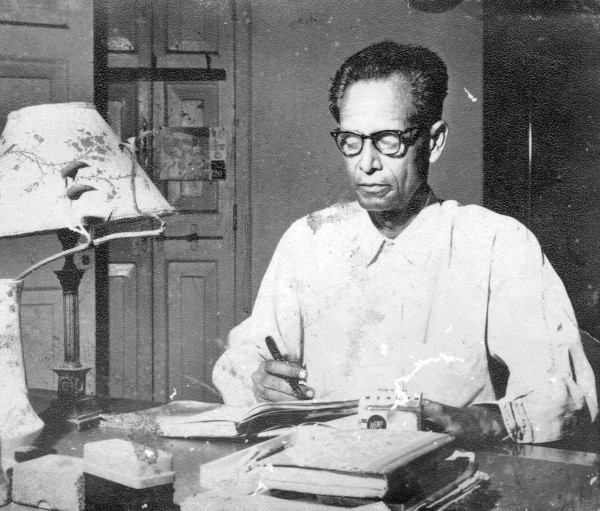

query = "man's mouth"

[358,184,389,194]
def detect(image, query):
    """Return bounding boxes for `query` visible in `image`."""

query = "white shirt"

[213,199,598,443]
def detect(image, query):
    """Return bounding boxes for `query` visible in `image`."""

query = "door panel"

[106,82,139,141]
[153,0,226,69]
[21,289,63,390]
[152,232,234,403]
[107,242,154,400]
[108,265,141,398]
[161,81,220,212]
[164,261,220,402]
[107,0,153,68]
[0,57,68,151]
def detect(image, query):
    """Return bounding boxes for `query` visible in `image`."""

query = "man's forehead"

[339,76,415,124]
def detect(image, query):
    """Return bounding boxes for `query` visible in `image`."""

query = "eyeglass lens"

[334,129,418,157]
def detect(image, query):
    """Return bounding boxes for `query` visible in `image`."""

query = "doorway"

[94,0,250,403]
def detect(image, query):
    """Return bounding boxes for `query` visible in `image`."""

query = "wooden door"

[0,1,95,392]
[102,0,243,403]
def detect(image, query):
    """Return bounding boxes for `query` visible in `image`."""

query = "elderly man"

[213,41,597,444]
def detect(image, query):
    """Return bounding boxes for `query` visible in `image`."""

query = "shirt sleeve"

[486,222,598,443]
[212,223,305,406]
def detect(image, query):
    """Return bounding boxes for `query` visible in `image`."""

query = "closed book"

[260,429,455,501]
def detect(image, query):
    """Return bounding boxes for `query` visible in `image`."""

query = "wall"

[249,0,483,299]
[0,0,96,392]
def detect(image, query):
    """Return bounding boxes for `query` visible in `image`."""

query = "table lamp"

[0,102,174,468]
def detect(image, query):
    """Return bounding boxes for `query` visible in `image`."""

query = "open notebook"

[100,399,359,438]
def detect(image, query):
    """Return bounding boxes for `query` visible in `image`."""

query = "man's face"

[338,76,429,212]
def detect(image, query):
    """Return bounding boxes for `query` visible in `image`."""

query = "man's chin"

[356,196,395,212]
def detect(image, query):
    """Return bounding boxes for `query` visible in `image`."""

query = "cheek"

[389,163,411,186]
[343,159,359,179]
[390,160,422,186]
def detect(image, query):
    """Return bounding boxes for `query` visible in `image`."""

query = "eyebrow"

[336,128,410,135]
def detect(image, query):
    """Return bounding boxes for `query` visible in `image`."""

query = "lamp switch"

[75,253,92,268]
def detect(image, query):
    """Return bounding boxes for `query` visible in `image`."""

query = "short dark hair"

[329,41,448,127]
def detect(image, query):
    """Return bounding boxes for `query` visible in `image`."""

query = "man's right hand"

[251,360,315,402]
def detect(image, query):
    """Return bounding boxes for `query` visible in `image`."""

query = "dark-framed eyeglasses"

[330,127,424,157]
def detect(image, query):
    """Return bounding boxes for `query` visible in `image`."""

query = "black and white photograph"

[0,1,598,510]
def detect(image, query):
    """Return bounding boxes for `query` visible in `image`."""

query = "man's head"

[329,41,449,214]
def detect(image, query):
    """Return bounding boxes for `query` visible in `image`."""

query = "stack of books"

[197,427,488,510]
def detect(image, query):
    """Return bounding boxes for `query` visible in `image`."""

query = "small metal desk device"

[359,387,423,431]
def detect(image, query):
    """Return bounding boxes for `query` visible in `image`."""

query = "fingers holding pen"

[251,360,314,402]
[251,361,295,402]
[254,380,314,402]
[265,359,307,380]
[265,360,314,399]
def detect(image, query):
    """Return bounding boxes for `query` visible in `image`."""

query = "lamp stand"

[39,229,103,430]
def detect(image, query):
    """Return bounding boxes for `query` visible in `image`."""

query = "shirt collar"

[354,187,444,267]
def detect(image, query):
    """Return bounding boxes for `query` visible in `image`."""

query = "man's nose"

[358,140,383,174]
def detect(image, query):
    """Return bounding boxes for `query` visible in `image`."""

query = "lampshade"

[0,102,174,238]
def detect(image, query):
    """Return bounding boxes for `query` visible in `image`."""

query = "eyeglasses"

[330,127,424,157]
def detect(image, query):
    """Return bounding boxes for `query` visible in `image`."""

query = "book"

[198,427,487,509]
[100,399,359,439]
[259,429,456,501]
[181,492,394,511]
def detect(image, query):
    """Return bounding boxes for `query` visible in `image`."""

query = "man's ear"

[428,120,448,164]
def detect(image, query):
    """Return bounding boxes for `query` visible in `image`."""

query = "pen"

[265,336,304,399]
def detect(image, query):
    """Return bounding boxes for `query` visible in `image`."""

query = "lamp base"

[39,365,104,431]
[39,394,104,431]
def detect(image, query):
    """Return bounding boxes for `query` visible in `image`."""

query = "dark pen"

[265,336,304,399]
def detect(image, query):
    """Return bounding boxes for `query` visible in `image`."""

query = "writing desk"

[2,391,599,510]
